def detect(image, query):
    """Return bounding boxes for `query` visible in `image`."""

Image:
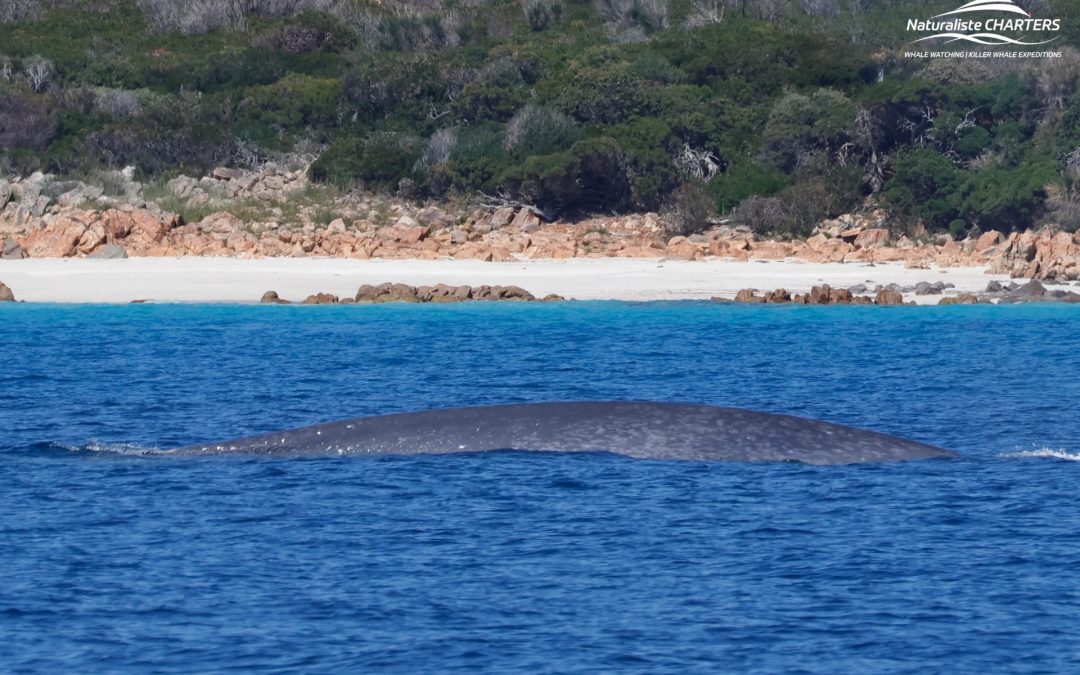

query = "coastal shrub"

[92,88,144,119]
[736,169,854,238]
[504,105,580,156]
[735,196,788,236]
[261,12,354,54]
[0,0,72,23]
[310,132,423,189]
[707,161,786,213]
[1045,167,1080,231]
[948,219,968,240]
[136,0,334,34]
[449,80,527,124]
[236,73,342,146]
[664,182,713,236]
[341,57,444,123]
[503,137,632,215]
[137,0,246,34]
[594,0,669,40]
[375,13,461,52]
[0,86,56,152]
[607,117,681,210]
[523,0,561,30]
[883,149,961,230]
[418,127,458,169]
[448,58,535,124]
[760,88,855,173]
[553,49,649,125]
[954,159,1058,231]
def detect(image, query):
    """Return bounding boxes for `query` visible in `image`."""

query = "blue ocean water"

[2,302,1080,672]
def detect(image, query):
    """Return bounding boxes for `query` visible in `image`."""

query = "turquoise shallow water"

[2,302,1079,672]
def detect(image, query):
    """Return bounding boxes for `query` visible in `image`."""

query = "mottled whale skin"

[168,401,955,465]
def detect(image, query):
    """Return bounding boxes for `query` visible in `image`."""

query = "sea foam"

[1000,448,1080,462]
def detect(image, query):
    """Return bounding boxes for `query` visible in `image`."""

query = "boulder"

[424,283,465,303]
[764,288,791,303]
[875,288,904,306]
[799,238,852,263]
[734,288,763,303]
[354,284,381,302]
[21,217,87,257]
[938,293,980,305]
[88,243,127,259]
[199,211,244,235]
[0,281,13,302]
[827,287,854,304]
[260,290,289,304]
[510,207,541,231]
[666,236,702,260]
[302,292,339,305]
[500,285,536,301]
[853,228,889,249]
[212,167,244,180]
[58,184,103,209]
[0,179,11,210]
[837,226,864,241]
[985,280,1004,293]
[1015,279,1046,297]
[808,285,832,305]
[488,206,516,229]
[386,283,420,302]
[751,241,793,259]
[975,230,1003,252]
[2,237,27,260]
[385,223,429,245]
[415,206,454,230]
[355,282,420,303]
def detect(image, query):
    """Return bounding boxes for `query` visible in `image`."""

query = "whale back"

[169,402,955,464]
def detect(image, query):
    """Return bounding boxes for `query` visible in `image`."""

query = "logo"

[905,0,1062,53]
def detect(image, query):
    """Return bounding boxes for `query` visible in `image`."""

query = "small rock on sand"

[260,290,290,304]
[874,288,904,306]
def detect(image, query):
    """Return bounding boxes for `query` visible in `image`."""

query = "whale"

[164,401,956,464]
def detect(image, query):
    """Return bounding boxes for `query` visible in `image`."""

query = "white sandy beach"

[0,256,1037,304]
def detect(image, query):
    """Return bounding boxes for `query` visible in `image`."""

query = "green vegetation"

[1,0,1078,235]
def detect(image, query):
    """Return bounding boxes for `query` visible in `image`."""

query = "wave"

[912,32,1058,45]
[42,441,162,457]
[999,448,1080,462]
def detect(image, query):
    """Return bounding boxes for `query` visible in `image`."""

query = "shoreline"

[0,256,1054,305]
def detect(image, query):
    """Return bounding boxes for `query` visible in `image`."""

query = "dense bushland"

[1,0,1078,235]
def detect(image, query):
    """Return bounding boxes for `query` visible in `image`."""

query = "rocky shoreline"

[3,167,1080,286]
[729,279,1080,306]
[262,283,563,305]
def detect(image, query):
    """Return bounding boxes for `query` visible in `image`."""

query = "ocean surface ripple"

[2,302,1079,672]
